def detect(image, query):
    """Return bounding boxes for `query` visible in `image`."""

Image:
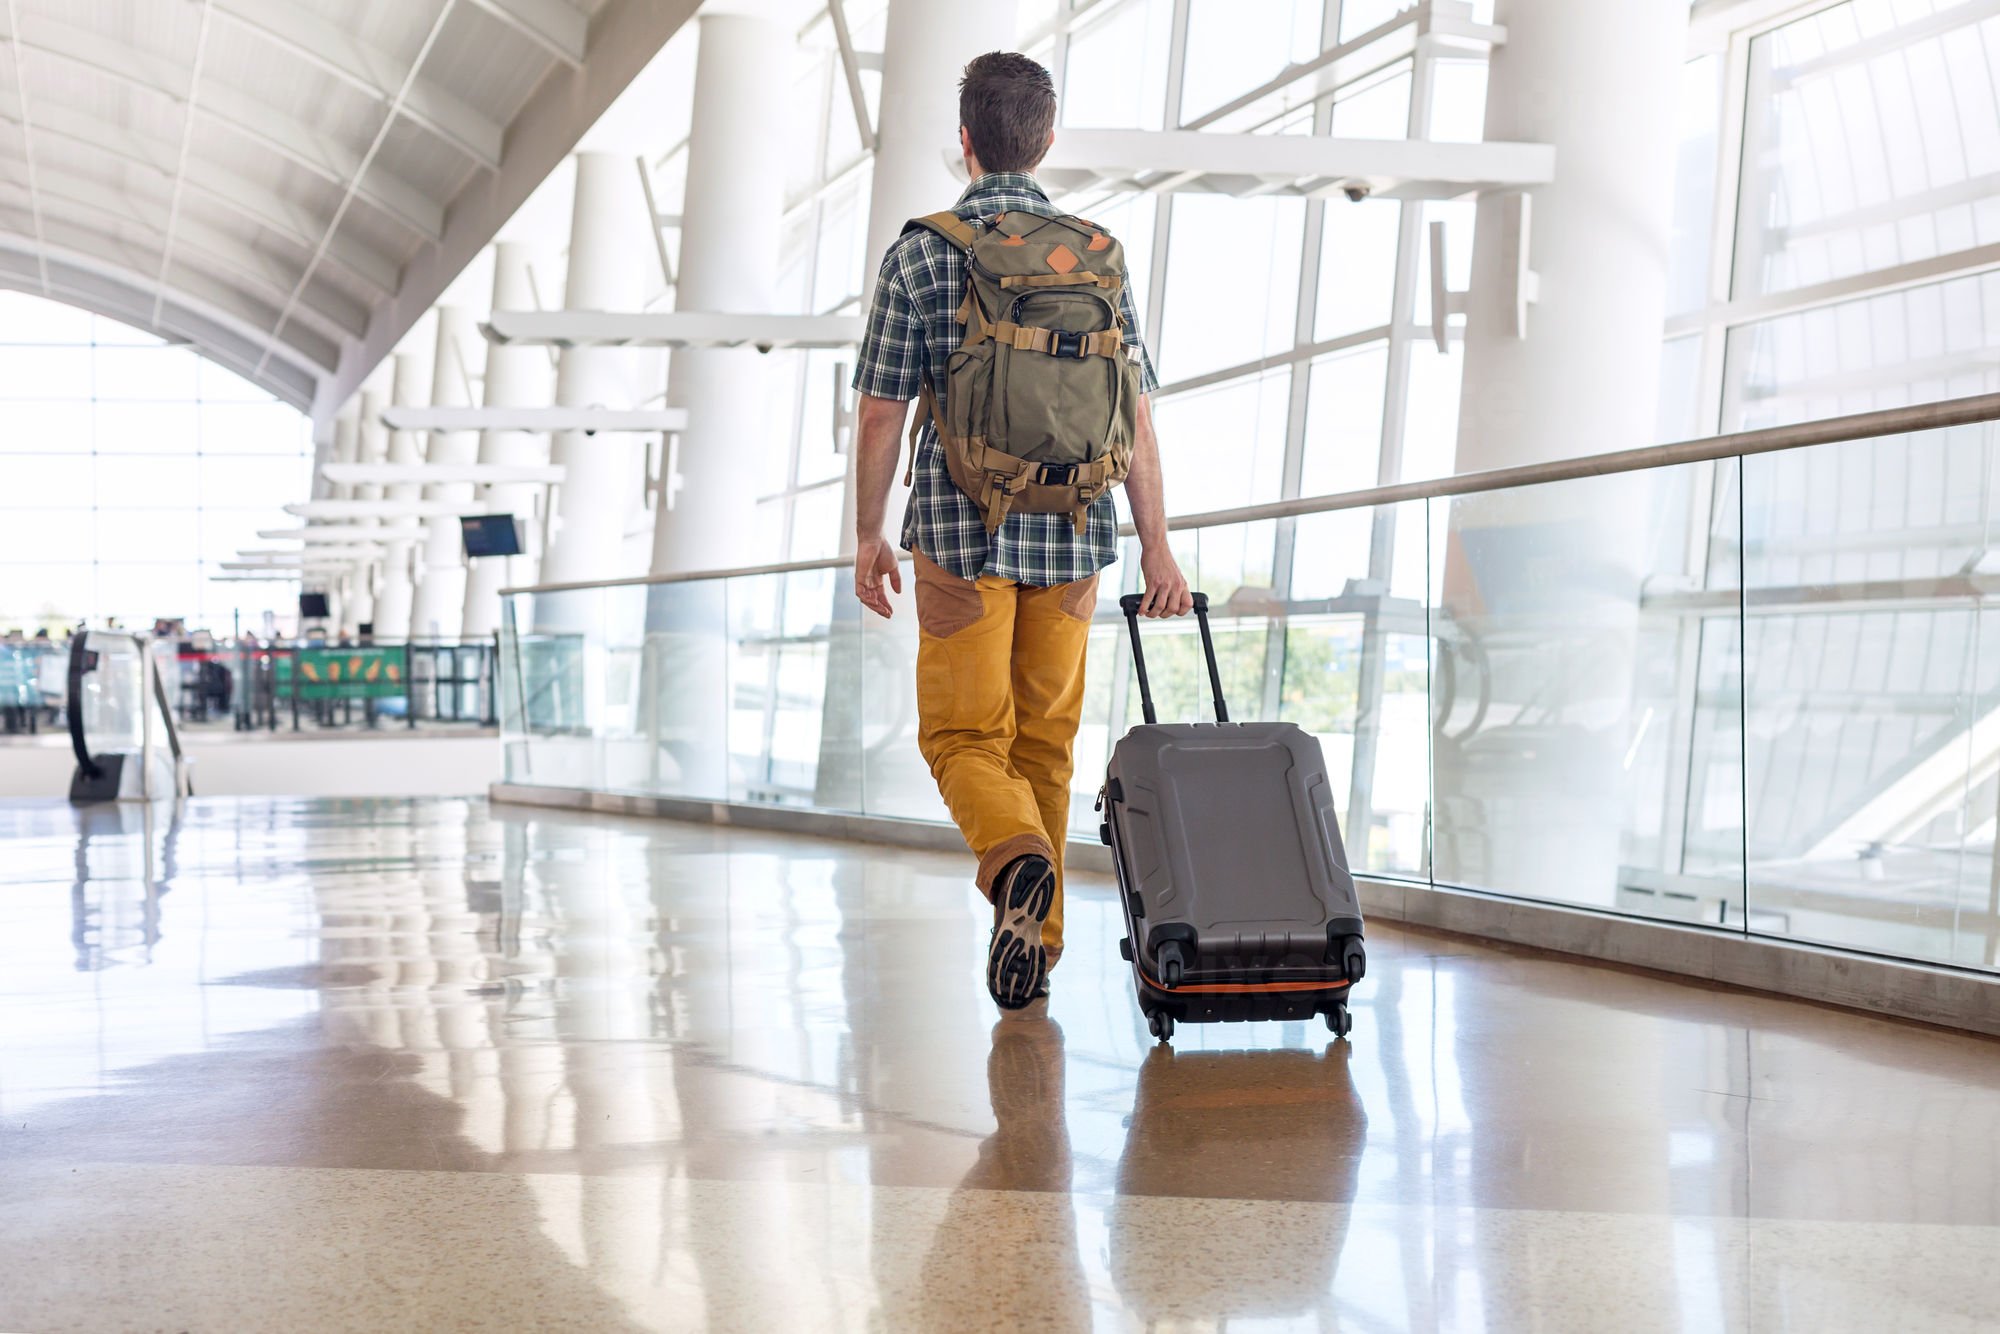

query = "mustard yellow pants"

[913,552,1097,963]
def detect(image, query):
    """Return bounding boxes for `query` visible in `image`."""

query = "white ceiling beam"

[285,499,503,519]
[481,310,865,349]
[378,405,689,433]
[259,525,428,541]
[465,0,587,67]
[1,0,50,295]
[0,175,366,341]
[0,95,403,294]
[0,8,446,241]
[321,462,566,485]
[0,239,322,407]
[1038,130,1555,201]
[0,221,339,371]
[209,0,505,169]
[318,0,702,430]
[253,1,459,380]
[152,0,214,328]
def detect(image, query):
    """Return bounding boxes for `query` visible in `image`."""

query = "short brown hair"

[959,52,1056,175]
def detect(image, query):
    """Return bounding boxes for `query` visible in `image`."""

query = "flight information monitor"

[461,514,522,558]
[298,592,331,620]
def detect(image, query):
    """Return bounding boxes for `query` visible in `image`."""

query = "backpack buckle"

[1036,462,1079,486]
[1049,330,1087,359]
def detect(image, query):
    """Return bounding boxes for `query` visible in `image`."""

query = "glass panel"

[1300,342,1390,497]
[0,292,92,344]
[1735,2,2000,301]
[1180,0,1322,125]
[93,347,200,401]
[1740,419,2000,971]
[1328,66,1411,138]
[0,347,93,400]
[1315,201,1400,340]
[1398,341,1464,482]
[1657,334,1705,443]
[0,400,92,451]
[860,557,945,821]
[1429,460,1741,923]
[726,569,843,805]
[1666,54,1723,319]
[1150,368,1290,515]
[1157,195,1305,382]
[1286,501,1431,876]
[1061,0,1174,131]
[1721,268,2000,431]
[1428,58,1487,143]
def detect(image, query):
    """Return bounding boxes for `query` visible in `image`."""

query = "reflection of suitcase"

[1110,1046,1365,1319]
[1098,593,1367,1043]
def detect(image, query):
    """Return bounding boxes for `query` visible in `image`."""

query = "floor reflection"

[5,796,2000,1331]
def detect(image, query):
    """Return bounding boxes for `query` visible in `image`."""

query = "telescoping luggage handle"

[1118,591,1229,726]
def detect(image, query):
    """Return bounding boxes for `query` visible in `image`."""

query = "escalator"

[67,629,192,803]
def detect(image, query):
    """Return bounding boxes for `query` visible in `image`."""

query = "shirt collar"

[956,171,1050,208]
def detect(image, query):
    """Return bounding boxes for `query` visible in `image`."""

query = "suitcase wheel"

[1118,936,1132,962]
[1147,1010,1175,1043]
[1157,940,1187,989]
[1338,935,1367,985]
[1325,1004,1352,1039]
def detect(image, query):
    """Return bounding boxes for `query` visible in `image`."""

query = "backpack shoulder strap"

[902,211,979,253]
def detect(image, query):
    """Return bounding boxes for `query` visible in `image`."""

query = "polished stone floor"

[4,796,2000,1332]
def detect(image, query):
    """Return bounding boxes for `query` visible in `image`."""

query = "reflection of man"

[849,52,1190,1011]
[911,1018,1090,1325]
[1111,1046,1366,1322]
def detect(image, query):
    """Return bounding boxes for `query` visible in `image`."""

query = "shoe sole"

[988,862,1055,1010]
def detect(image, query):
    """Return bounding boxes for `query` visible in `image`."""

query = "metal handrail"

[499,389,2000,598]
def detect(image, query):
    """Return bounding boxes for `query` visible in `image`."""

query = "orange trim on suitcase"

[1140,969,1351,996]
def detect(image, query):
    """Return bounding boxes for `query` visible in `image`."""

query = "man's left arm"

[1117,286,1191,618]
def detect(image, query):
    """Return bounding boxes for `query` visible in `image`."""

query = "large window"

[0,292,312,635]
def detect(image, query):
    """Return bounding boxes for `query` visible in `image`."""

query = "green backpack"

[902,209,1140,534]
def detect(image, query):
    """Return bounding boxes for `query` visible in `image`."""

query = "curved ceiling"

[0,0,696,413]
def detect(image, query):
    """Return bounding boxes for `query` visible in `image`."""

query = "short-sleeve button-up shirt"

[851,171,1158,586]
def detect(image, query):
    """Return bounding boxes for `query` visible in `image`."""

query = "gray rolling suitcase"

[1097,593,1367,1043]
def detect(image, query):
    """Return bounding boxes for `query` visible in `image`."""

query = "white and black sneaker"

[987,854,1055,1010]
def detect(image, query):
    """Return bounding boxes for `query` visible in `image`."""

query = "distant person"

[849,52,1190,1011]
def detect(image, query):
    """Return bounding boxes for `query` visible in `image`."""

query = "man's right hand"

[854,534,903,619]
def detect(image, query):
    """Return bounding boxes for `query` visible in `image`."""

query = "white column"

[325,408,359,633]
[862,0,1020,303]
[410,307,483,639]
[347,381,390,636]
[1441,0,1691,905]
[463,243,556,639]
[537,152,656,592]
[650,14,790,576]
[838,0,1018,546]
[822,0,1016,806]
[373,349,433,640]
[1456,0,1687,470]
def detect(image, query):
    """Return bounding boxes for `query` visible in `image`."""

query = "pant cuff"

[976,832,1056,900]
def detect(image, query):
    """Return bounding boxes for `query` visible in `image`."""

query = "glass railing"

[498,393,2000,976]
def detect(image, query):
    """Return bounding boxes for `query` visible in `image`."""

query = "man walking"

[850,52,1191,1012]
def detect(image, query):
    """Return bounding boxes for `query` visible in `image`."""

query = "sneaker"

[987,854,1054,1010]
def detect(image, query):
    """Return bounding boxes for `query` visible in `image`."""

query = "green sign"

[277,647,407,700]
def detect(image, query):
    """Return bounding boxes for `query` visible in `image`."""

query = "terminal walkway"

[3,796,1999,1331]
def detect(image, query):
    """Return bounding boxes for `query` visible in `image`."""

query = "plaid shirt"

[852,171,1158,585]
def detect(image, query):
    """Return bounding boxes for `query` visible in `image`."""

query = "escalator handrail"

[66,631,99,781]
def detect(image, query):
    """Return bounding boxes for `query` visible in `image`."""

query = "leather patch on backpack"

[1046,243,1079,274]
